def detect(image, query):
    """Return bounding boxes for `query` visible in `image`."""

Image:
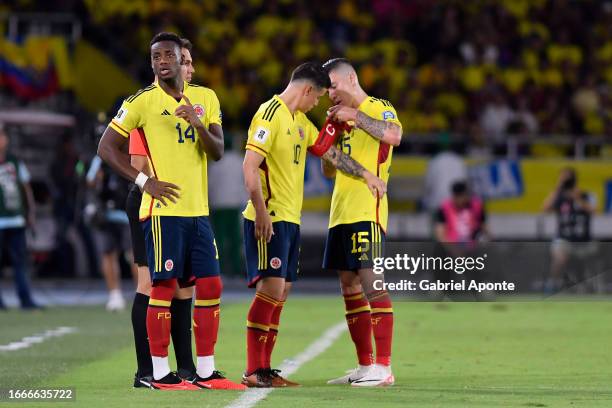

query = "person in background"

[0,123,41,310]
[86,143,136,312]
[542,167,595,293]
[433,180,490,299]
[434,180,489,246]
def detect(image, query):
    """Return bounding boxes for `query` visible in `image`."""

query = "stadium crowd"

[76,0,612,143]
[2,1,611,147]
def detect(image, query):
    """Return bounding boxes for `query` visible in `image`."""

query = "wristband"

[135,172,149,189]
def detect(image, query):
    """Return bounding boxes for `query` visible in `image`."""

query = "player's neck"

[158,76,184,99]
[352,88,368,108]
[278,89,300,115]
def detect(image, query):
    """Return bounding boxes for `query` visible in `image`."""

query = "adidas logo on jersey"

[161,109,171,115]
[358,253,369,261]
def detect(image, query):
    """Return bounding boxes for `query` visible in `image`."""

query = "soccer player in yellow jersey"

[97,32,244,391]
[241,62,387,388]
[322,58,402,387]
[127,38,199,388]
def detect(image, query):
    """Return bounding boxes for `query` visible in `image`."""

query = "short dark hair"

[180,38,192,52]
[150,32,182,50]
[452,181,469,195]
[290,62,331,89]
[322,57,353,74]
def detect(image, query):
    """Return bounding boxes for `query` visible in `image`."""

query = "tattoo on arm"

[322,146,365,178]
[356,111,400,141]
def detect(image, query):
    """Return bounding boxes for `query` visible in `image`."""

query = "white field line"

[225,321,347,408]
[0,326,78,351]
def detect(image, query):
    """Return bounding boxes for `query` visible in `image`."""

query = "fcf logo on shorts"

[270,257,282,269]
[165,259,174,271]
[193,104,205,118]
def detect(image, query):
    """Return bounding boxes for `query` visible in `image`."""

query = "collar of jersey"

[273,94,293,118]
[153,80,189,102]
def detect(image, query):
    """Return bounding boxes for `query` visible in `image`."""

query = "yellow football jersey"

[243,95,318,225]
[109,81,222,219]
[329,96,402,231]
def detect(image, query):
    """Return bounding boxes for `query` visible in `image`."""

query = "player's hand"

[363,171,387,199]
[327,105,358,123]
[255,208,274,243]
[143,177,180,206]
[175,94,202,127]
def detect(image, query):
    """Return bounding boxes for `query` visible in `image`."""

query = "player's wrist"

[355,110,364,128]
[135,172,149,190]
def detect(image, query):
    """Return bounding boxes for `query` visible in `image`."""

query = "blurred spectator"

[0,124,41,310]
[434,180,489,246]
[479,92,515,142]
[542,167,595,293]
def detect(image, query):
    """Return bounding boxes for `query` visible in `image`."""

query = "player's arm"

[131,155,152,175]
[243,150,273,242]
[307,118,385,197]
[129,130,153,176]
[321,155,336,179]
[175,94,224,161]
[328,105,402,146]
[97,127,180,206]
[320,146,386,199]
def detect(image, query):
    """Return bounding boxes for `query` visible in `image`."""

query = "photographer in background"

[542,167,595,293]
[86,149,135,312]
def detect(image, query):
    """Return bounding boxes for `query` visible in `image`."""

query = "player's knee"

[136,282,152,296]
[256,277,285,300]
[195,276,222,299]
[174,285,193,300]
[338,271,361,291]
[281,282,292,301]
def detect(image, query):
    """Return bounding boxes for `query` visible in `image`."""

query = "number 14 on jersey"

[176,123,195,143]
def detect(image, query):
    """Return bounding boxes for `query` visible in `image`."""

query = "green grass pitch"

[1,298,612,407]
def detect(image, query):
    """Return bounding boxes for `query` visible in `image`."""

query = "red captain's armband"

[307,118,351,157]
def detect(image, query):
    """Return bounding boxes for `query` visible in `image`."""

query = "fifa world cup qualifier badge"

[193,104,205,118]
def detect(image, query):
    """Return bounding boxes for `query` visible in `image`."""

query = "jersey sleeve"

[109,94,146,138]
[206,90,223,126]
[368,99,402,129]
[129,129,147,156]
[245,112,277,158]
[303,117,321,148]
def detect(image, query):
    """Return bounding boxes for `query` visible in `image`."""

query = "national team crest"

[193,104,205,118]
[298,127,305,140]
[270,257,282,269]
[165,259,174,271]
